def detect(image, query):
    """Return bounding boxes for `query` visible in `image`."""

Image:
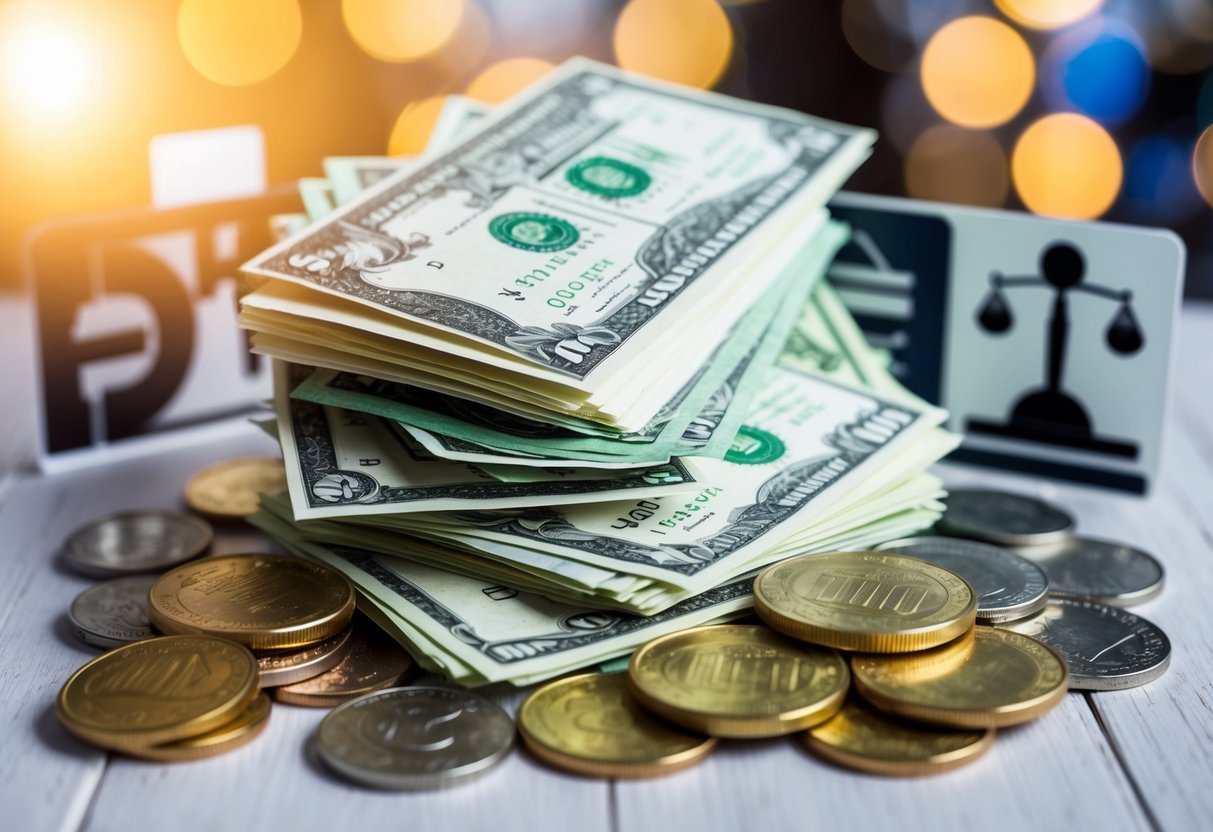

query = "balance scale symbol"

[967,242,1144,459]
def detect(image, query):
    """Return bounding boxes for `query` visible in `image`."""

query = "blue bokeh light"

[1042,20,1150,127]
[1123,133,1203,223]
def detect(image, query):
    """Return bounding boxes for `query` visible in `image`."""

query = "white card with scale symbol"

[828,192,1184,494]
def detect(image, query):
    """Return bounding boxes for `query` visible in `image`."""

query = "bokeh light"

[1012,113,1122,219]
[614,0,733,89]
[1126,2,1213,76]
[465,57,555,104]
[905,125,1009,207]
[0,9,97,117]
[177,0,301,86]
[920,16,1034,129]
[1040,20,1149,127]
[387,95,449,156]
[342,0,465,63]
[841,0,916,73]
[1193,125,1213,207]
[1124,133,1202,223]
[994,0,1102,31]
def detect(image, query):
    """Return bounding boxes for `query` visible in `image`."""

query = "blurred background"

[1,0,1211,296]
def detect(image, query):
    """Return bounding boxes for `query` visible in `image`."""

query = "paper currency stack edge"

[239,58,961,686]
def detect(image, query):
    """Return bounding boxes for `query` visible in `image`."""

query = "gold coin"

[131,692,272,762]
[754,551,977,652]
[184,457,287,520]
[851,626,1069,728]
[148,554,355,651]
[256,626,353,688]
[56,635,259,751]
[805,697,995,776]
[627,624,849,738]
[519,672,715,778]
[271,620,413,707]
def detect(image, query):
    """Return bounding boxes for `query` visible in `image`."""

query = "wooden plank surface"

[1,302,1210,832]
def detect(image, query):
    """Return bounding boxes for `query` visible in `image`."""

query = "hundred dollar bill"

[325,157,410,206]
[325,99,491,207]
[251,508,754,685]
[292,222,850,466]
[324,366,953,609]
[270,213,310,244]
[785,280,926,407]
[425,94,490,150]
[278,467,948,613]
[241,58,875,429]
[298,178,337,222]
[274,362,706,519]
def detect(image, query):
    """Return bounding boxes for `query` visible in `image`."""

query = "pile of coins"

[54,469,1171,783]
[57,551,371,761]
[517,549,1067,778]
[926,488,1171,691]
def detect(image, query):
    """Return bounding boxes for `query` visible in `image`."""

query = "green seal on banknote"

[489,212,580,252]
[724,425,786,465]
[565,156,651,198]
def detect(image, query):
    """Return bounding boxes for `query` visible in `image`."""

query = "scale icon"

[967,242,1145,459]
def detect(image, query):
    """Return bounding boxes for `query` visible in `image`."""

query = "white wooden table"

[4,301,1212,832]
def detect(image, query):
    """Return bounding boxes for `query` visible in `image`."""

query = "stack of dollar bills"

[240,58,960,686]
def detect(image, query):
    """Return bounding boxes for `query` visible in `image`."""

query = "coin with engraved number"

[56,634,259,751]
[256,627,353,688]
[132,692,272,762]
[519,672,716,778]
[754,551,976,653]
[62,511,213,578]
[272,622,413,707]
[1000,599,1171,691]
[877,536,1049,623]
[805,697,994,777]
[148,554,355,651]
[184,457,287,521]
[316,687,514,790]
[68,575,158,649]
[852,626,1069,728]
[1013,536,1164,607]
[627,624,849,737]
[937,489,1074,546]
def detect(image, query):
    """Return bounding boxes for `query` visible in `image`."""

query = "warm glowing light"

[905,125,1009,208]
[178,0,301,86]
[1193,125,1213,208]
[342,0,465,63]
[920,16,1034,129]
[994,0,1102,30]
[387,95,448,156]
[465,57,554,104]
[1012,114,1122,219]
[614,0,733,89]
[0,16,94,116]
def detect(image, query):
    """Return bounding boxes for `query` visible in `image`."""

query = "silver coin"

[67,574,158,649]
[316,687,513,790]
[1013,536,1164,607]
[257,627,354,688]
[62,510,213,577]
[876,535,1049,623]
[937,489,1074,546]
[1000,599,1171,691]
